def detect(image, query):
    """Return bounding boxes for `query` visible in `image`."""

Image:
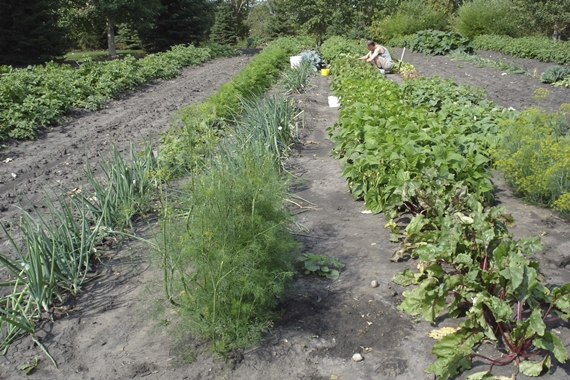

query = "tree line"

[1,0,569,66]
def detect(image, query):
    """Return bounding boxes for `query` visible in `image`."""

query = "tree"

[513,0,570,39]
[210,3,238,45]
[138,0,213,52]
[60,0,161,56]
[283,0,333,44]
[266,0,297,39]
[223,0,255,39]
[245,1,272,38]
[0,0,70,65]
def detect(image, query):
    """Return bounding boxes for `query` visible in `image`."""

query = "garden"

[1,1,570,379]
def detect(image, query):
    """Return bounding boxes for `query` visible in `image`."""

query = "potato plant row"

[0,43,240,140]
[321,36,570,379]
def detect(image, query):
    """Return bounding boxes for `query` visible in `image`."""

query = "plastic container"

[290,56,302,68]
[321,68,330,76]
[328,96,340,108]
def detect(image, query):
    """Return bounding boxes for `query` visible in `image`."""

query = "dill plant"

[160,93,300,354]
[494,108,570,216]
[163,145,297,353]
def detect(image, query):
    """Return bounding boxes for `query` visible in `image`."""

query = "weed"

[298,253,344,280]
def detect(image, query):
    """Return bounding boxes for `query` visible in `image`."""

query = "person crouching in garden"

[358,40,393,74]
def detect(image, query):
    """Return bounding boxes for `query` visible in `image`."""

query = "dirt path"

[1,51,570,379]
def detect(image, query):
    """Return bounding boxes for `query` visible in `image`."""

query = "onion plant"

[81,143,159,229]
[234,94,300,170]
[0,142,160,366]
[279,60,314,94]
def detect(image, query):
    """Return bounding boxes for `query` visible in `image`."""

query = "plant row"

[158,36,314,178]
[0,43,240,140]
[389,31,570,90]
[473,35,570,66]
[0,145,159,366]
[321,36,570,378]
[157,37,318,353]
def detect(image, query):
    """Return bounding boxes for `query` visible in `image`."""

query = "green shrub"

[453,0,524,39]
[369,0,450,43]
[410,30,473,55]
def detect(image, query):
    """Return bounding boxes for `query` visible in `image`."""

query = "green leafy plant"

[322,35,570,378]
[540,65,570,83]
[472,35,570,65]
[299,50,326,71]
[298,253,343,280]
[0,44,239,140]
[410,30,473,56]
[392,200,570,378]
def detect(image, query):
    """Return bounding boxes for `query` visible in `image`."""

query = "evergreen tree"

[267,0,297,39]
[0,0,70,65]
[209,3,237,45]
[138,0,213,52]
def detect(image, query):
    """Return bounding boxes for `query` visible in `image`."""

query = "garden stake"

[398,41,407,71]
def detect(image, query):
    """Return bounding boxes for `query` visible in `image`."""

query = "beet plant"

[392,197,570,378]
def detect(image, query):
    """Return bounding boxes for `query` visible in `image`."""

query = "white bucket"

[290,56,302,68]
[328,96,340,108]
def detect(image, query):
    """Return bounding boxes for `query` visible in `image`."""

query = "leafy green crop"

[410,30,473,56]
[540,65,570,84]
[322,35,570,378]
[473,35,570,65]
[393,200,570,378]
[0,44,240,140]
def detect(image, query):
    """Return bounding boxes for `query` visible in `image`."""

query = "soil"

[1,49,570,380]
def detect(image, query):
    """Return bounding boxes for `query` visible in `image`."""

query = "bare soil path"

[1,50,570,380]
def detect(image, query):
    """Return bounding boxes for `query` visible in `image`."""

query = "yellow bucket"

[321,68,331,76]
